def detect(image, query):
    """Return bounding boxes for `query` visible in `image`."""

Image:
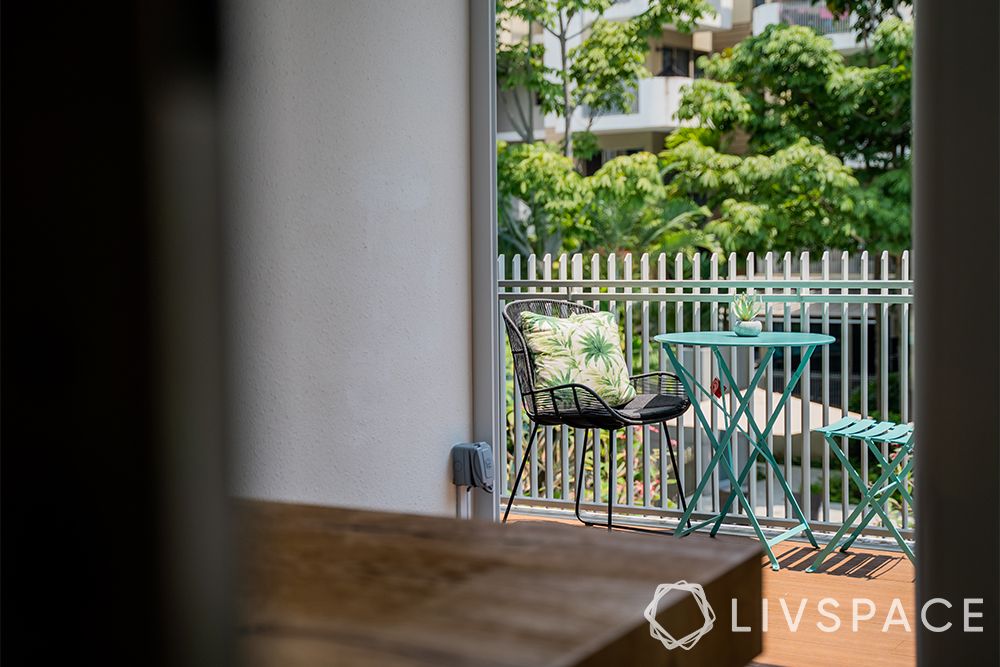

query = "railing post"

[800,251,811,524]
[821,250,831,523]
[624,253,634,506]
[640,253,651,507]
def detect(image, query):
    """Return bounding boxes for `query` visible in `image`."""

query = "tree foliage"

[581,152,715,256]
[683,20,911,169]
[662,137,860,251]
[498,142,716,258]
[497,11,914,258]
[669,19,912,254]
[496,0,710,156]
[497,141,585,257]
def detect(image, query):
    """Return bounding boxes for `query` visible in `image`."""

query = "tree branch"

[500,89,533,142]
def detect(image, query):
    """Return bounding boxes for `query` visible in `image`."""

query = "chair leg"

[575,429,618,532]
[502,422,539,523]
[574,429,591,525]
[574,429,615,530]
[663,422,691,529]
[575,427,686,537]
[607,430,614,531]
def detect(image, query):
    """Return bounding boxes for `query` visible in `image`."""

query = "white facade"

[543,0,736,138]
[582,75,695,136]
[498,0,749,144]
[603,0,744,31]
[223,0,476,516]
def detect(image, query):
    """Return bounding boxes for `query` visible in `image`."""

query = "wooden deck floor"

[509,514,915,667]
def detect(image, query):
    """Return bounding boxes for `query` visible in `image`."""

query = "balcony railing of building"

[575,76,691,134]
[776,1,852,35]
[497,250,913,545]
[578,82,640,118]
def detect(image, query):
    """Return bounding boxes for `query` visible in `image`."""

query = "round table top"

[654,331,835,347]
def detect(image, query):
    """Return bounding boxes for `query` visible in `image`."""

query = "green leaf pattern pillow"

[519,311,636,408]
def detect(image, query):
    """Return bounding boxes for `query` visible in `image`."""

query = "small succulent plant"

[731,292,762,322]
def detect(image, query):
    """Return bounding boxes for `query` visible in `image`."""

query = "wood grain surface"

[510,513,917,667]
[235,501,762,666]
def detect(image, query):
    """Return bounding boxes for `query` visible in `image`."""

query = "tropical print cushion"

[519,310,636,408]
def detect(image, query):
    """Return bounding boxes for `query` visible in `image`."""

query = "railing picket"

[640,253,651,506]
[542,254,554,499]
[800,252,812,524]
[571,254,585,502]
[624,253,634,506]
[821,251,831,522]
[528,254,539,498]
[840,251,850,522]
[692,253,703,513]
[559,253,570,501]
[860,251,870,493]
[709,253,720,512]
[607,253,617,508]
[675,253,686,513]
[746,252,757,515]
[764,252,775,519]
[880,251,891,518]
[901,251,911,529]
[658,253,669,509]
[783,252,793,518]
[498,255,508,494]
[591,254,602,502]
[511,255,523,497]
[901,251,911,423]
[727,253,739,514]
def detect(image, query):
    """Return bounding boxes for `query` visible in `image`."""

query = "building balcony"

[564,75,695,137]
[605,0,752,32]
[752,1,861,54]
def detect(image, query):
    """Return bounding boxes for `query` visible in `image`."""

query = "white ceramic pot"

[734,320,762,337]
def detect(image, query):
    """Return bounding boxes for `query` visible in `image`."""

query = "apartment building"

[497,0,755,172]
[498,1,910,172]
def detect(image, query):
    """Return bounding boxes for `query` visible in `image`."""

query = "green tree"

[496,0,709,158]
[661,136,860,252]
[667,19,912,254]
[497,140,586,256]
[497,142,716,257]
[682,20,911,168]
[581,152,715,256]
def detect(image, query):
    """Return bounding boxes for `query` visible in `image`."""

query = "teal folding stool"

[807,417,914,572]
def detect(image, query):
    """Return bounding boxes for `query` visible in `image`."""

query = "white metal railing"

[497,250,914,542]
[778,1,852,36]
[576,76,692,135]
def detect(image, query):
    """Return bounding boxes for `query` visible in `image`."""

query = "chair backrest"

[502,299,595,417]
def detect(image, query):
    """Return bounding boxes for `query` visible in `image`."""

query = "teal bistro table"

[654,331,835,570]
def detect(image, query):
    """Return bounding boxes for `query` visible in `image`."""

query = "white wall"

[223,0,472,515]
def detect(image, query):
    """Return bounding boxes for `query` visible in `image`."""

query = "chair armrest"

[523,382,620,419]
[629,371,687,398]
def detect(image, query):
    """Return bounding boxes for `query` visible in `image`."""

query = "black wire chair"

[501,298,692,533]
